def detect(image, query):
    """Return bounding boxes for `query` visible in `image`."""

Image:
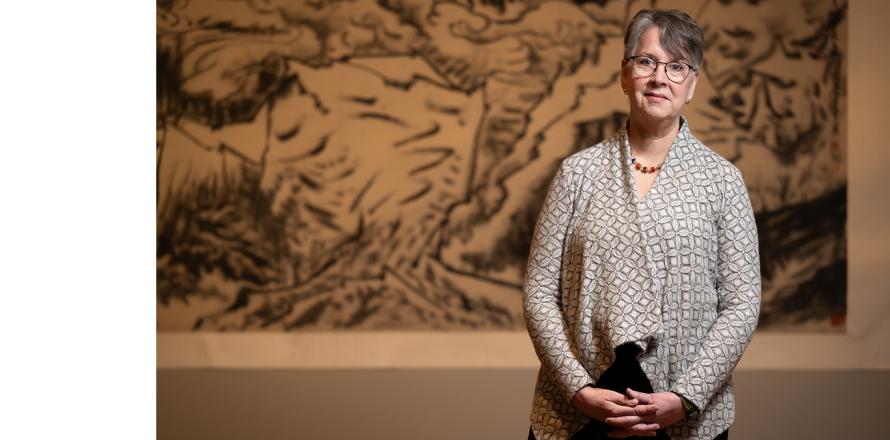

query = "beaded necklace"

[630,156,663,174]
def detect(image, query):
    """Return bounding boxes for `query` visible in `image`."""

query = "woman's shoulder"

[685,133,744,182]
[559,132,622,174]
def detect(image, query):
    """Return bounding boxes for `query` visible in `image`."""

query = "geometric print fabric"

[523,118,761,440]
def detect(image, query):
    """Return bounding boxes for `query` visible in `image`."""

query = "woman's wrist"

[670,391,698,417]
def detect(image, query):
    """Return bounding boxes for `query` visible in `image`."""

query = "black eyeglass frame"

[624,55,697,84]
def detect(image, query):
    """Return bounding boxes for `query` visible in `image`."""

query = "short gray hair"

[623,9,704,69]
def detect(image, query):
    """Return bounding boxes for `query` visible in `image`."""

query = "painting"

[157,0,847,332]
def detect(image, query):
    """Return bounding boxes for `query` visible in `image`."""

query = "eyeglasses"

[626,55,696,84]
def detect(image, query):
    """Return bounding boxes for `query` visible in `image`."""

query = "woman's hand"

[572,386,657,424]
[603,388,686,438]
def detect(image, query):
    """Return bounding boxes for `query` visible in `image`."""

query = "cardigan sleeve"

[523,159,593,403]
[671,165,761,410]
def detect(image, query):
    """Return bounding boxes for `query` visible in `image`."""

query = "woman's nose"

[650,64,670,83]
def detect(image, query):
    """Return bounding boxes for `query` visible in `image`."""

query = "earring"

[623,89,628,95]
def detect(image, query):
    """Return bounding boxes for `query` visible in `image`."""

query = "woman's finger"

[604,415,644,427]
[633,403,658,416]
[604,403,639,417]
[626,388,654,404]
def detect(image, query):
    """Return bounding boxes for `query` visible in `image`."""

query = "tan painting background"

[157,0,847,332]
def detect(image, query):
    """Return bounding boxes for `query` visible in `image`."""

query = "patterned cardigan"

[523,118,761,440]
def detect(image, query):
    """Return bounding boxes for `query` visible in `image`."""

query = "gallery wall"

[156,0,890,372]
[157,0,889,438]
[157,0,847,334]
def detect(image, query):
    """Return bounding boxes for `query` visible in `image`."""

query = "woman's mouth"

[644,92,669,101]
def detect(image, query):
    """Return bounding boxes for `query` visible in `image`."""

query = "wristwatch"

[672,392,698,417]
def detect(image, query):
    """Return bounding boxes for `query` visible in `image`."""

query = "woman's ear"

[620,59,629,94]
[685,70,699,103]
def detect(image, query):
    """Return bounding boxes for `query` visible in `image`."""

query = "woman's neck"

[627,116,680,156]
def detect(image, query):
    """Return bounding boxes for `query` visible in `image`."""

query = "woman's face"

[621,26,699,126]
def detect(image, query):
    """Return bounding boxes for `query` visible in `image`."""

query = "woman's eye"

[639,57,655,66]
[668,62,685,72]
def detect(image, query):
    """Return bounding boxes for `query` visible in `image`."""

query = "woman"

[523,9,760,440]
